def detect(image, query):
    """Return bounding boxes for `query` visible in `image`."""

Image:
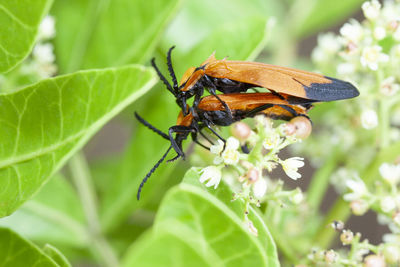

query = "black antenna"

[151,58,176,97]
[137,146,173,200]
[166,46,178,94]
[134,112,169,140]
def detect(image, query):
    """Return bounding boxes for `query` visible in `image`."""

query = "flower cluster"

[0,16,57,92]
[197,115,309,235]
[296,0,400,167]
[307,221,400,266]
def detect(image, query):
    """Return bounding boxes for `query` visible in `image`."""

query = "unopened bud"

[363,254,385,267]
[231,122,252,141]
[340,229,354,245]
[331,220,344,231]
[324,250,337,263]
[284,116,312,139]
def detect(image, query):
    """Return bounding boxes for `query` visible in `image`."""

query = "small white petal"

[380,196,396,212]
[373,26,386,40]
[210,139,224,154]
[199,166,222,189]
[282,157,304,180]
[340,19,364,42]
[362,0,381,20]
[226,137,240,150]
[361,45,388,71]
[221,149,240,165]
[253,178,267,198]
[379,163,400,185]
[38,16,56,40]
[33,43,55,64]
[361,109,378,129]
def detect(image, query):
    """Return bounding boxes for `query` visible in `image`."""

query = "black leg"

[191,132,210,151]
[203,75,233,119]
[168,125,196,159]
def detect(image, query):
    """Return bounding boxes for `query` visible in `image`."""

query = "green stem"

[69,152,119,267]
[307,151,339,211]
[313,141,400,248]
[379,98,390,148]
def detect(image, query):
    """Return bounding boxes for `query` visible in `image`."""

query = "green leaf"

[292,0,364,38]
[162,0,274,52]
[0,227,63,267]
[0,0,53,73]
[121,168,279,266]
[0,174,87,247]
[0,65,157,217]
[43,244,72,267]
[51,0,182,73]
[121,228,211,267]
[99,16,270,232]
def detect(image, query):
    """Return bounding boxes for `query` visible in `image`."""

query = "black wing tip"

[305,76,360,102]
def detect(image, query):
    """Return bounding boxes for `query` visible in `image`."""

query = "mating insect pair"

[135,47,359,199]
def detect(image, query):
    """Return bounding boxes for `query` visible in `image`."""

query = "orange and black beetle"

[152,46,359,116]
[135,92,313,199]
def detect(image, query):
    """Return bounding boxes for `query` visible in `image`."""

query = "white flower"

[350,200,369,215]
[225,137,240,150]
[360,45,389,71]
[37,16,55,41]
[380,76,400,96]
[340,19,364,42]
[221,137,240,165]
[362,0,381,21]
[373,26,386,40]
[199,166,222,189]
[380,196,396,212]
[252,177,267,198]
[33,43,55,64]
[282,157,304,180]
[263,132,281,150]
[361,109,378,129]
[379,163,400,185]
[343,176,368,201]
[210,139,224,154]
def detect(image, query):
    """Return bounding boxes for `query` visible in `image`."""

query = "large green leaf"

[0,65,157,217]
[121,168,279,266]
[292,0,364,38]
[0,227,67,267]
[0,0,53,73]
[99,16,270,232]
[0,174,87,247]
[52,0,182,73]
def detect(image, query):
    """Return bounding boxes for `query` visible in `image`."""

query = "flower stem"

[312,141,400,248]
[69,152,119,267]
[307,151,339,211]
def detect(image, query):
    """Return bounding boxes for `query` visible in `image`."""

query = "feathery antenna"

[134,112,169,140]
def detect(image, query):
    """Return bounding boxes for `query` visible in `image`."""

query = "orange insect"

[135,92,312,199]
[151,46,359,116]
